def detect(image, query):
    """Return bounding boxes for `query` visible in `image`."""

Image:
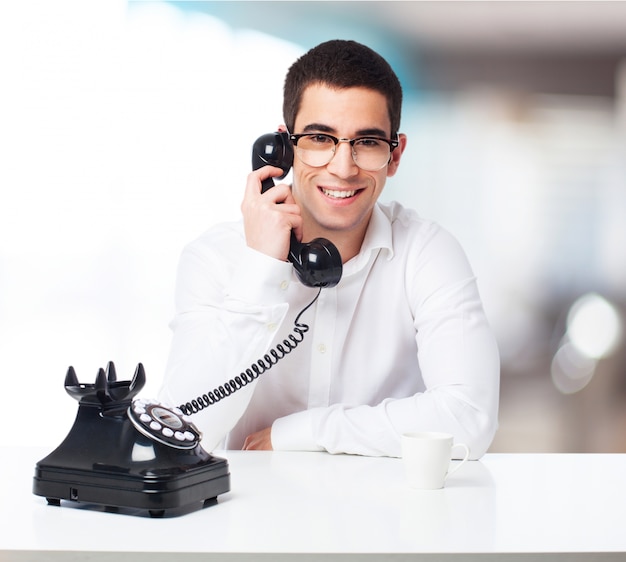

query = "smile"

[321,188,359,199]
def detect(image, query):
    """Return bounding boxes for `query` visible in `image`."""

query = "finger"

[262,183,295,205]
[243,434,262,450]
[246,165,287,196]
[241,184,299,221]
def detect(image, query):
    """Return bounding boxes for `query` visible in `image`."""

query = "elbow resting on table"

[444,391,499,460]
[407,385,499,460]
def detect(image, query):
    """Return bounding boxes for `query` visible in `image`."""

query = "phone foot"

[203,497,218,509]
[149,509,165,518]
[46,497,61,506]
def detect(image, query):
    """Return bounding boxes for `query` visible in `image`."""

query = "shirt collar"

[344,203,394,275]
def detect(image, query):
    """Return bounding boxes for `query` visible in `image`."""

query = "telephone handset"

[251,132,343,289]
[32,133,343,518]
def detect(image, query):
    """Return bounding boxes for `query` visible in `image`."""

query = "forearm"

[160,302,288,450]
[271,378,499,459]
[159,236,293,450]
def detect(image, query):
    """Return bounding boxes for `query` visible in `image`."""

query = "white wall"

[0,1,302,447]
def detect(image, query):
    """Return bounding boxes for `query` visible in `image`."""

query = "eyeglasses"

[289,133,399,172]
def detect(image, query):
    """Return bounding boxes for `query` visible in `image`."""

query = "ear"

[277,124,288,133]
[386,133,407,178]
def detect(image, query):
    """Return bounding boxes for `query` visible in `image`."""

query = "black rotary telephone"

[32,133,343,517]
[33,362,229,518]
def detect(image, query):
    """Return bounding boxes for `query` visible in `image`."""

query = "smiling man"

[159,40,500,458]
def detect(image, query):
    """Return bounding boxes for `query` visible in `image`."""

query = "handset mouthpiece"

[289,234,342,288]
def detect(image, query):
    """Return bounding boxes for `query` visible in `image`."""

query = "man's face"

[290,84,405,242]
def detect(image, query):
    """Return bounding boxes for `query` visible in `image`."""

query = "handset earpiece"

[252,132,294,193]
[251,132,343,288]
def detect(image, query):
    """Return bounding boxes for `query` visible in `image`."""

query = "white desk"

[2,447,626,561]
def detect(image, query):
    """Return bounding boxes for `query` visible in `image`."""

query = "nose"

[326,140,359,178]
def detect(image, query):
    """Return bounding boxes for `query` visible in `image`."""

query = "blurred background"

[1,1,625,452]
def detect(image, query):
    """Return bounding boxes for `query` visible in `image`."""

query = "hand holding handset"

[33,133,343,517]
[252,132,342,288]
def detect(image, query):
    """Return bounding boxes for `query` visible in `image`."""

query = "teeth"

[322,188,357,199]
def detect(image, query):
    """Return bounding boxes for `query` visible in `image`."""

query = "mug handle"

[447,443,470,477]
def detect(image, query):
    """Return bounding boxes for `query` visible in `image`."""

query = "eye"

[308,134,334,145]
[354,137,383,148]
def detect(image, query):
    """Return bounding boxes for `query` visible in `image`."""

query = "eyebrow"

[301,123,390,138]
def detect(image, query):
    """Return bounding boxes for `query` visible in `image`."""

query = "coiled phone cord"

[178,287,322,416]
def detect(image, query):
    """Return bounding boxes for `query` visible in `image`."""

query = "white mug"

[401,431,470,489]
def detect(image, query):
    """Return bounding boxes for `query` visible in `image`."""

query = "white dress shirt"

[159,201,500,458]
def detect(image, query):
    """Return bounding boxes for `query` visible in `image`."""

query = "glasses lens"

[352,138,391,171]
[295,134,336,167]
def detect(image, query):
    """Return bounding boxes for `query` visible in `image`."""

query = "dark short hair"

[283,39,403,137]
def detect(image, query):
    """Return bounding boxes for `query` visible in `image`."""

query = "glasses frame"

[289,133,400,171]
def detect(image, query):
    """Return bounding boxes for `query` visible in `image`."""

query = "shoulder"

[378,201,474,282]
[181,221,245,263]
[173,221,246,295]
[377,201,456,253]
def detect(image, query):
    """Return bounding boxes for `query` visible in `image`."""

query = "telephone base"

[32,362,231,518]
[34,452,230,518]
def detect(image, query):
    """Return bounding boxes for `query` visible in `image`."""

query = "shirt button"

[317,343,327,354]
[280,280,289,291]
[267,322,277,332]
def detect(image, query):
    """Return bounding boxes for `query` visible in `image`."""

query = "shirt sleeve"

[158,226,293,451]
[271,224,500,459]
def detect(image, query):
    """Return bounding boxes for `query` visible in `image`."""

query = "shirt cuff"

[271,409,324,452]
[227,246,294,307]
